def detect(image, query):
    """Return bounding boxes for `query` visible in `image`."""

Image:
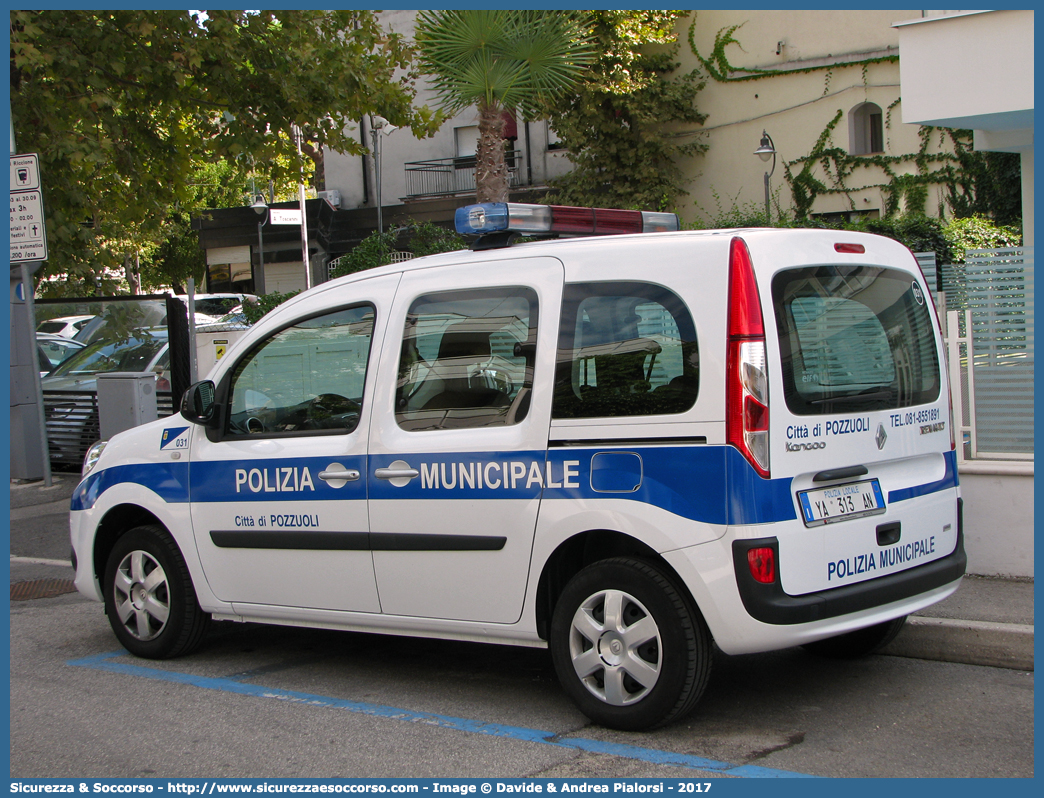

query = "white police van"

[71,203,964,730]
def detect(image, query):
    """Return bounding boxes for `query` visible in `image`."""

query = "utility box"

[97,372,158,440]
[195,328,250,380]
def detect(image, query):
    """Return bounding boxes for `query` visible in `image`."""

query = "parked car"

[37,314,95,339]
[75,303,219,346]
[41,329,171,469]
[36,333,86,375]
[175,293,257,318]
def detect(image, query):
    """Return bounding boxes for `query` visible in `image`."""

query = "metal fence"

[44,390,174,470]
[404,152,523,198]
[938,247,1034,461]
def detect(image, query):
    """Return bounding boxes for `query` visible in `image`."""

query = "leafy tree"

[414,10,596,203]
[942,140,1023,227]
[137,160,262,295]
[543,11,707,211]
[11,10,441,291]
[943,215,1022,263]
[330,229,401,279]
[330,221,467,279]
[240,290,301,325]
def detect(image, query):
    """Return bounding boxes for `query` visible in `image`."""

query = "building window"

[546,124,565,152]
[454,126,478,159]
[849,102,884,155]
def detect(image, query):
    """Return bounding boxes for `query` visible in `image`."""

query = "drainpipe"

[524,121,532,186]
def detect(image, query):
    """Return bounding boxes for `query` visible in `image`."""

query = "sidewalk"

[9,477,1034,671]
[882,572,1034,671]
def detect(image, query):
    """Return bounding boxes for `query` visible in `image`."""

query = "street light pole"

[251,194,268,290]
[369,115,398,240]
[754,130,777,224]
[293,124,311,290]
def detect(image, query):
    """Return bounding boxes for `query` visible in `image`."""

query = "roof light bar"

[454,202,679,238]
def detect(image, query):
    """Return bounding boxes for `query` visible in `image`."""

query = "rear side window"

[772,265,940,415]
[553,282,699,419]
[396,287,538,431]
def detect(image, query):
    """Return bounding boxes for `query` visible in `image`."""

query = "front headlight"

[82,440,107,477]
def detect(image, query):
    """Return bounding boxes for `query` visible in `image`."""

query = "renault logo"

[876,423,888,450]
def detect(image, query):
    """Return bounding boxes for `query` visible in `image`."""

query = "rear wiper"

[807,388,893,406]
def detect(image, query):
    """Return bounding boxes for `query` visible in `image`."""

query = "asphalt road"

[9,576,1034,779]
[8,477,1035,779]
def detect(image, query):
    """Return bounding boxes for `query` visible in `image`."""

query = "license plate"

[798,479,885,527]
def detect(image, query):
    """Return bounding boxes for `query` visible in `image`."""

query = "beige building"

[323,10,1004,233]
[894,9,1033,244]
[677,10,957,226]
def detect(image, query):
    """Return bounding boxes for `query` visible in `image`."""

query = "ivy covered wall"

[672,10,1009,226]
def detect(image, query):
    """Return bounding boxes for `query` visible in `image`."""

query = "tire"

[802,616,907,659]
[103,525,210,659]
[550,557,712,731]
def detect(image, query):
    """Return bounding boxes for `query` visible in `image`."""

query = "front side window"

[553,282,699,419]
[396,287,538,432]
[226,305,375,436]
[773,265,940,415]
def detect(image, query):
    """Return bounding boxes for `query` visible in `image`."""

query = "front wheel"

[103,525,210,659]
[550,558,712,731]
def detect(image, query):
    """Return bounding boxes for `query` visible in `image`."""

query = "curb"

[882,616,1034,672]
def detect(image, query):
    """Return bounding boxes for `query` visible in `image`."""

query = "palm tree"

[414,10,596,203]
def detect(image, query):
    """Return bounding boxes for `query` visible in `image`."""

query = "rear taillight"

[747,547,776,584]
[726,237,770,478]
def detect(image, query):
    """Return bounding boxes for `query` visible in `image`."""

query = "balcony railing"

[404,152,523,198]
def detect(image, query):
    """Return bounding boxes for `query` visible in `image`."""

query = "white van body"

[70,224,964,730]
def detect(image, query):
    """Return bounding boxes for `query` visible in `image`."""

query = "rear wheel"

[103,525,210,659]
[550,558,711,731]
[802,616,907,659]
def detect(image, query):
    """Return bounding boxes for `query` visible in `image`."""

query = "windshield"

[49,334,167,377]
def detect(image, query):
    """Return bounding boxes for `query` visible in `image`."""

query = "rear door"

[367,257,563,623]
[758,237,958,596]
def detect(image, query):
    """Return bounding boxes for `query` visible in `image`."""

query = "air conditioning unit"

[318,190,341,208]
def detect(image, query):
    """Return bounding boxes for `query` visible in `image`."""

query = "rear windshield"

[772,265,940,415]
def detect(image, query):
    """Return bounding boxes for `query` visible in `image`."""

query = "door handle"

[812,465,868,483]
[375,467,419,480]
[318,469,360,482]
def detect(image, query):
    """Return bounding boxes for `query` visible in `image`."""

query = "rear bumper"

[732,499,966,625]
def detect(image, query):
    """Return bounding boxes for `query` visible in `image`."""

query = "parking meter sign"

[10,153,48,262]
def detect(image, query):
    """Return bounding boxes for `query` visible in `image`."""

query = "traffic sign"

[10,153,48,262]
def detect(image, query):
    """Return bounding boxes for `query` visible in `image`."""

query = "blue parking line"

[69,650,817,779]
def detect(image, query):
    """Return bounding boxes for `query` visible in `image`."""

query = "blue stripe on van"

[72,461,191,511]
[71,445,957,524]
[886,449,959,503]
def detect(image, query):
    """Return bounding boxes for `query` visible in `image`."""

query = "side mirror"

[181,380,216,425]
